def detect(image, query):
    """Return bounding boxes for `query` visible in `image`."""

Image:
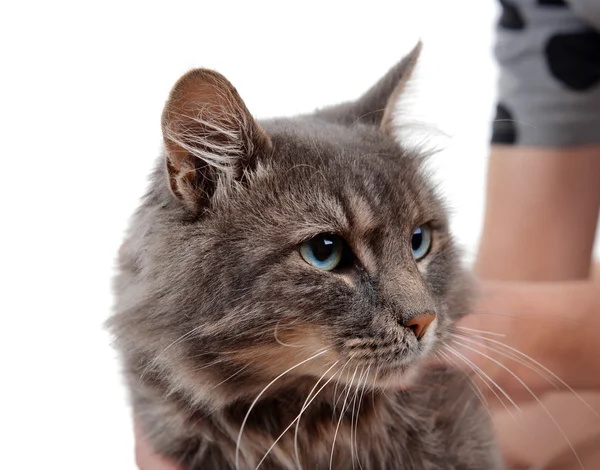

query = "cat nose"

[405,313,436,340]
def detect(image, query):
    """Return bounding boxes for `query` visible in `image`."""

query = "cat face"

[113,44,468,408]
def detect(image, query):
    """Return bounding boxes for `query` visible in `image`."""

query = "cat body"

[109,44,504,469]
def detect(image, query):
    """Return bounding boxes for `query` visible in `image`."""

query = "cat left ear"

[161,69,272,213]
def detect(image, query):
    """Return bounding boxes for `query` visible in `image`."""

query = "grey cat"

[108,44,504,469]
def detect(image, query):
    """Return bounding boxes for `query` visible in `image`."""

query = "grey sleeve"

[491,0,600,147]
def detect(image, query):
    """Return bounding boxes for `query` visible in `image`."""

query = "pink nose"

[405,313,436,340]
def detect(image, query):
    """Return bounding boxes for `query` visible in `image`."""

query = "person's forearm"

[476,145,600,281]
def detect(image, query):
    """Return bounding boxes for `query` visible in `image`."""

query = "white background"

[1,1,500,468]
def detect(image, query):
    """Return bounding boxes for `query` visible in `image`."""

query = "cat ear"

[161,69,272,212]
[316,42,422,131]
[379,42,422,134]
[379,42,440,151]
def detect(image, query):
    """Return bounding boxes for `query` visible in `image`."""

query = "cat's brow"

[340,191,382,271]
[345,192,378,237]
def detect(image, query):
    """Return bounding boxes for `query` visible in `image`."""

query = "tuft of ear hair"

[161,69,272,213]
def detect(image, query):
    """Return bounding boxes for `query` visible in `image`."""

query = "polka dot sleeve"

[492,0,600,147]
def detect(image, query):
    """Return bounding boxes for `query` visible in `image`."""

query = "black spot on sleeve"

[537,0,567,6]
[545,30,600,91]
[499,0,526,30]
[491,103,517,144]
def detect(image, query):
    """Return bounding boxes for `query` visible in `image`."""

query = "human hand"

[445,278,600,405]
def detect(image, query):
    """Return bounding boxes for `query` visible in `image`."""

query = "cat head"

[112,43,469,409]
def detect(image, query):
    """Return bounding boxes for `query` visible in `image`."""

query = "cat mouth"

[342,337,428,364]
[341,328,436,367]
[328,355,422,392]
[349,350,419,367]
[333,341,433,390]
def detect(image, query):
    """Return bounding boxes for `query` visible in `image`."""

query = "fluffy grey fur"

[108,44,504,469]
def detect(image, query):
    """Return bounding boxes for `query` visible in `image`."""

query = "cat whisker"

[451,339,585,470]
[209,362,253,391]
[350,368,362,470]
[255,360,341,470]
[186,347,272,374]
[274,320,305,348]
[492,117,538,129]
[330,366,359,470]
[436,350,495,423]
[451,332,560,391]
[332,355,356,416]
[443,344,520,421]
[293,360,341,469]
[355,365,371,470]
[371,365,381,420]
[437,350,489,407]
[454,326,506,338]
[453,331,600,422]
[350,366,367,470]
[186,349,239,358]
[335,364,356,414]
[189,358,224,372]
[235,348,329,470]
[381,384,393,402]
[453,309,561,324]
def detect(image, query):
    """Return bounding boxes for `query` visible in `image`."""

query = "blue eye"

[411,225,432,260]
[300,234,345,271]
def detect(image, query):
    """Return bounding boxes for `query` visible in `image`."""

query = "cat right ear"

[316,42,422,130]
[161,69,272,213]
